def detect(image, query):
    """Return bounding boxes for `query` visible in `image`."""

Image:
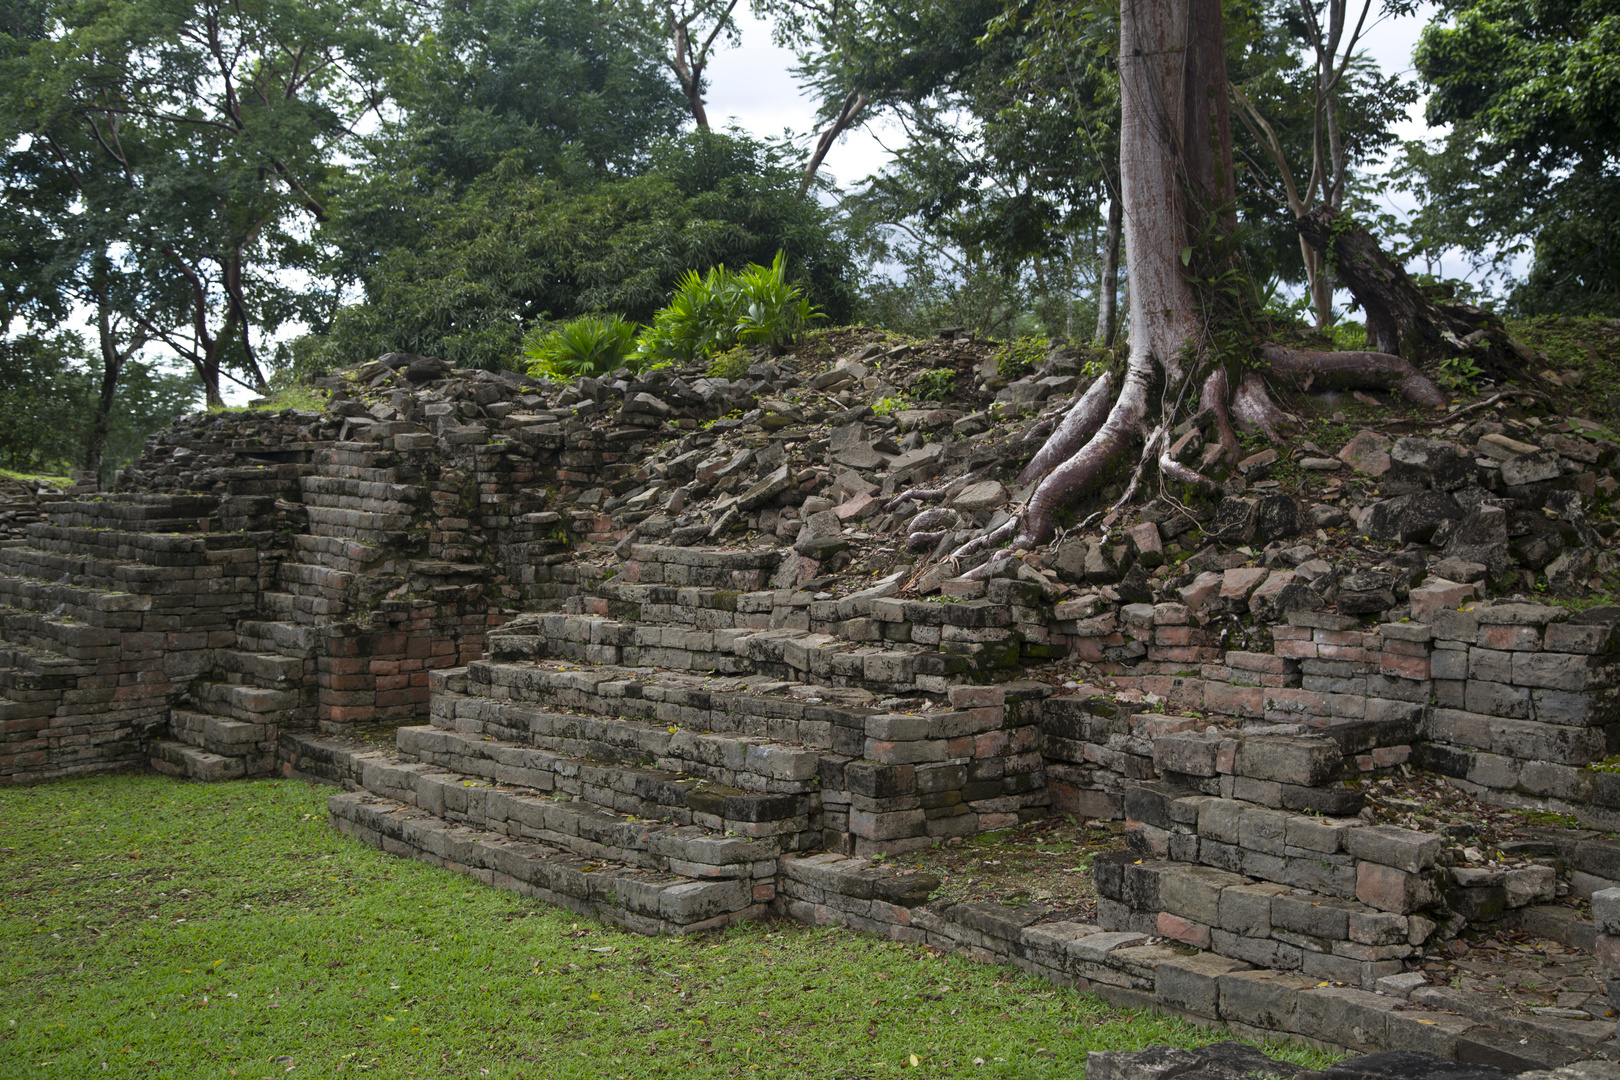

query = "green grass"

[0,776,1340,1079]
[211,385,329,414]
[0,467,73,489]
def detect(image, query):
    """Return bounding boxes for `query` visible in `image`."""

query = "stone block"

[1356,862,1438,914]
[1235,736,1342,786]
[1160,864,1247,926]
[1344,825,1442,873]
[1296,985,1400,1049]
[1218,882,1286,937]
[1216,969,1315,1030]
[1155,953,1250,1018]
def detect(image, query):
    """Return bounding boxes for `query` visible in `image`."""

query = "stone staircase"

[290,540,1065,931]
[0,494,271,781]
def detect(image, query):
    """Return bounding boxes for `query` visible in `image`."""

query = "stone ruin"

[2,339,1619,1068]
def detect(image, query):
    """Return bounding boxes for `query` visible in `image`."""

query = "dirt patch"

[895,815,1128,922]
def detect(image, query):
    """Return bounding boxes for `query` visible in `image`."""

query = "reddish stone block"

[1355,861,1435,914]
[1479,625,1542,652]
[1372,745,1410,767]
[1157,912,1212,949]
[1156,626,1193,646]
[974,730,1010,757]
[1379,653,1430,680]
[1204,682,1264,719]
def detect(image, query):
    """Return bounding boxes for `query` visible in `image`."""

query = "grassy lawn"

[0,775,1336,1079]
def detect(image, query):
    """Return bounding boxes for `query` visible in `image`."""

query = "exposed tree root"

[1154,421,1217,488]
[906,508,958,534]
[1019,414,1059,445]
[1426,388,1551,425]
[906,530,947,553]
[945,515,1020,564]
[884,467,988,513]
[1230,370,1294,441]
[1198,368,1241,463]
[1015,374,1114,487]
[1007,361,1153,552]
[1258,343,1446,408]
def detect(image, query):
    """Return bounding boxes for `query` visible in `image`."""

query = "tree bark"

[1094,196,1122,346]
[798,89,867,197]
[1296,206,1535,382]
[83,299,124,480]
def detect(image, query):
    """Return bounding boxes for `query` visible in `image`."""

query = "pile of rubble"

[155,328,1612,632]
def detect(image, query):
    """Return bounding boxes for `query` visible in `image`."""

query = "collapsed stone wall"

[7,336,1620,1061]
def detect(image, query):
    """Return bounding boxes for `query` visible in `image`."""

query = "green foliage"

[0,0,407,405]
[704,346,754,380]
[0,333,197,478]
[319,132,854,371]
[523,314,642,380]
[1330,321,1369,351]
[1402,0,1620,313]
[633,251,824,367]
[1437,352,1484,393]
[734,252,825,352]
[0,773,1346,1078]
[993,336,1049,379]
[871,396,905,416]
[914,368,955,401]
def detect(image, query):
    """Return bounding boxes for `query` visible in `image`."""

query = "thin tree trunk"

[1094,196,1123,346]
[83,299,123,479]
[798,90,867,198]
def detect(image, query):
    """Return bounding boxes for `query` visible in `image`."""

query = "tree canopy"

[1404,0,1620,314]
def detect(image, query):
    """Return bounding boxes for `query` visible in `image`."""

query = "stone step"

[1510,904,1599,952]
[362,756,784,875]
[487,613,983,695]
[299,474,423,507]
[0,571,152,628]
[149,739,248,782]
[290,534,385,574]
[327,790,765,934]
[1408,982,1615,1053]
[0,604,125,661]
[236,620,323,657]
[0,642,96,687]
[394,725,818,842]
[276,561,356,596]
[303,504,415,538]
[22,523,267,564]
[169,708,276,760]
[41,493,221,530]
[454,659,881,763]
[259,587,345,623]
[433,675,831,794]
[188,680,303,720]
[215,648,306,686]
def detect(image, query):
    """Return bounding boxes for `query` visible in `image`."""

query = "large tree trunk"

[1297,206,1535,383]
[1094,196,1122,346]
[916,0,1448,582]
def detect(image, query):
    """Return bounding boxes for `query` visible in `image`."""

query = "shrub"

[705,346,753,380]
[733,252,823,353]
[633,251,823,367]
[993,336,1048,379]
[523,315,641,380]
[914,369,955,401]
